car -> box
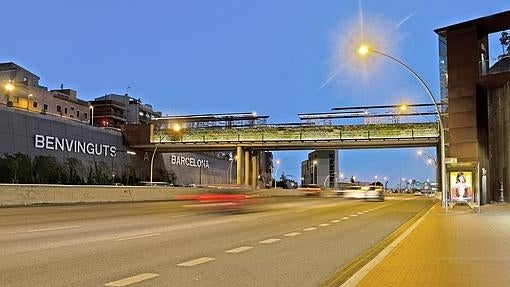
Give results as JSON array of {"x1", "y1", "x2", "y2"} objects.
[
  {"x1": 298, "y1": 184, "x2": 322, "y2": 196},
  {"x1": 364, "y1": 185, "x2": 385, "y2": 201},
  {"x1": 337, "y1": 184, "x2": 384, "y2": 201}
]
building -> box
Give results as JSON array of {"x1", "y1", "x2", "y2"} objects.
[
  {"x1": 301, "y1": 150, "x2": 338, "y2": 188},
  {"x1": 435, "y1": 10, "x2": 510, "y2": 204},
  {"x1": 0, "y1": 62, "x2": 91, "y2": 124},
  {"x1": 89, "y1": 94, "x2": 162, "y2": 128},
  {"x1": 0, "y1": 62, "x2": 234, "y2": 186}
]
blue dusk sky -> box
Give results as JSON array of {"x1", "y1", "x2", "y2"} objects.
[{"x1": 2, "y1": 1, "x2": 509, "y2": 187}]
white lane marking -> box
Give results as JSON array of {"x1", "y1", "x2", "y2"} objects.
[
  {"x1": 226, "y1": 246, "x2": 253, "y2": 253},
  {"x1": 171, "y1": 214, "x2": 189, "y2": 218},
  {"x1": 341, "y1": 217, "x2": 350, "y2": 220},
  {"x1": 27, "y1": 225, "x2": 80, "y2": 233},
  {"x1": 363, "y1": 210, "x2": 370, "y2": 213},
  {"x1": 105, "y1": 273, "x2": 159, "y2": 286},
  {"x1": 295, "y1": 209, "x2": 307, "y2": 213},
  {"x1": 330, "y1": 220, "x2": 341, "y2": 223},
  {"x1": 115, "y1": 233, "x2": 160, "y2": 242},
  {"x1": 318, "y1": 223, "x2": 330, "y2": 227},
  {"x1": 284, "y1": 232, "x2": 301, "y2": 237},
  {"x1": 350, "y1": 214, "x2": 358, "y2": 217},
  {"x1": 303, "y1": 227, "x2": 317, "y2": 231},
  {"x1": 357, "y1": 212, "x2": 365, "y2": 215},
  {"x1": 259, "y1": 238, "x2": 280, "y2": 244},
  {"x1": 177, "y1": 257, "x2": 216, "y2": 267}
]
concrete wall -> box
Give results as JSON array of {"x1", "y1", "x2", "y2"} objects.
[{"x1": 0, "y1": 184, "x2": 301, "y2": 207}]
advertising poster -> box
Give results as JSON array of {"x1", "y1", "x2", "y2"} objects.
[{"x1": 450, "y1": 171, "x2": 473, "y2": 202}]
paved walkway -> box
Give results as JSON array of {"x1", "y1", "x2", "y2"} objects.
[{"x1": 343, "y1": 202, "x2": 510, "y2": 287}]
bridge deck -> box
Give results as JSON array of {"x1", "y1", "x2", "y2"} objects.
[{"x1": 138, "y1": 122, "x2": 439, "y2": 151}]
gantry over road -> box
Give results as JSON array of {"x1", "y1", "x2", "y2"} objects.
[{"x1": 122, "y1": 104, "x2": 442, "y2": 186}]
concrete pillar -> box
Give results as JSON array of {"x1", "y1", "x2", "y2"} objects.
[
  {"x1": 251, "y1": 152, "x2": 258, "y2": 189},
  {"x1": 244, "y1": 150, "x2": 250, "y2": 186},
  {"x1": 236, "y1": 146, "x2": 243, "y2": 185}
]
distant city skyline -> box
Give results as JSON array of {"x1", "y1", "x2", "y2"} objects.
[{"x1": 3, "y1": 1, "x2": 508, "y2": 186}]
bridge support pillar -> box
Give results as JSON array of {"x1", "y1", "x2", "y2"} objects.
[
  {"x1": 251, "y1": 152, "x2": 258, "y2": 189},
  {"x1": 244, "y1": 149, "x2": 250, "y2": 186},
  {"x1": 236, "y1": 146, "x2": 243, "y2": 185}
]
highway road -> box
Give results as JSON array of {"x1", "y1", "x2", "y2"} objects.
[{"x1": 0, "y1": 194, "x2": 435, "y2": 286}]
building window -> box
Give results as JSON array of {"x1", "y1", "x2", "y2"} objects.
[
  {"x1": 70, "y1": 106, "x2": 75, "y2": 111},
  {"x1": 43, "y1": 104, "x2": 48, "y2": 111},
  {"x1": 84, "y1": 112, "x2": 88, "y2": 119},
  {"x1": 77, "y1": 110, "x2": 80, "y2": 118},
  {"x1": 57, "y1": 105, "x2": 62, "y2": 113},
  {"x1": 33, "y1": 101, "x2": 38, "y2": 108},
  {"x1": 70, "y1": 114, "x2": 74, "y2": 118},
  {"x1": 14, "y1": 96, "x2": 19, "y2": 103},
  {"x1": 64, "y1": 107, "x2": 68, "y2": 114}
]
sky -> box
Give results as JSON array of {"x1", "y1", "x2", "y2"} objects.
[{"x1": 2, "y1": 1, "x2": 509, "y2": 188}]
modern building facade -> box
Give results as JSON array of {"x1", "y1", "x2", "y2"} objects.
[
  {"x1": 301, "y1": 150, "x2": 339, "y2": 188},
  {"x1": 435, "y1": 10, "x2": 510, "y2": 204},
  {"x1": 89, "y1": 94, "x2": 162, "y2": 128}
]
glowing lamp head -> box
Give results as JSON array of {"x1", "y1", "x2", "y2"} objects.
[
  {"x1": 172, "y1": 123, "x2": 181, "y2": 132},
  {"x1": 358, "y1": 45, "x2": 369, "y2": 56},
  {"x1": 5, "y1": 82, "x2": 14, "y2": 92}
]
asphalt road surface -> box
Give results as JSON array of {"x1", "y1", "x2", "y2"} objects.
[{"x1": 0, "y1": 194, "x2": 434, "y2": 286}]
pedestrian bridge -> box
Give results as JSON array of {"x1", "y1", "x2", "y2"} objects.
[
  {"x1": 122, "y1": 105, "x2": 442, "y2": 187},
  {"x1": 145, "y1": 122, "x2": 438, "y2": 152}
]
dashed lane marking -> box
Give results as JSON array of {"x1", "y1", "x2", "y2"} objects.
[
  {"x1": 105, "y1": 273, "x2": 159, "y2": 286},
  {"x1": 318, "y1": 223, "x2": 330, "y2": 227},
  {"x1": 115, "y1": 233, "x2": 160, "y2": 242},
  {"x1": 27, "y1": 225, "x2": 80, "y2": 233},
  {"x1": 357, "y1": 212, "x2": 365, "y2": 215},
  {"x1": 177, "y1": 257, "x2": 216, "y2": 267},
  {"x1": 303, "y1": 227, "x2": 317, "y2": 231},
  {"x1": 330, "y1": 220, "x2": 341, "y2": 223},
  {"x1": 341, "y1": 217, "x2": 350, "y2": 220},
  {"x1": 226, "y1": 246, "x2": 253, "y2": 253},
  {"x1": 295, "y1": 209, "x2": 307, "y2": 213},
  {"x1": 284, "y1": 232, "x2": 301, "y2": 237},
  {"x1": 259, "y1": 238, "x2": 280, "y2": 244},
  {"x1": 349, "y1": 214, "x2": 358, "y2": 217}
]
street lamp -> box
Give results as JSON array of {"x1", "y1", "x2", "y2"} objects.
[
  {"x1": 89, "y1": 105, "x2": 94, "y2": 126},
  {"x1": 358, "y1": 44, "x2": 447, "y2": 211},
  {"x1": 417, "y1": 150, "x2": 437, "y2": 167},
  {"x1": 312, "y1": 160, "x2": 317, "y2": 184},
  {"x1": 273, "y1": 159, "x2": 281, "y2": 188},
  {"x1": 150, "y1": 145, "x2": 158, "y2": 185}
]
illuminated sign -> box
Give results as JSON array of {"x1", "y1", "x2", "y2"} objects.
[
  {"x1": 450, "y1": 171, "x2": 473, "y2": 202},
  {"x1": 171, "y1": 154, "x2": 210, "y2": 168},
  {"x1": 34, "y1": 134, "x2": 117, "y2": 157}
]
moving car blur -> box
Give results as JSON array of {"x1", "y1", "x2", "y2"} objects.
[{"x1": 335, "y1": 182, "x2": 384, "y2": 202}]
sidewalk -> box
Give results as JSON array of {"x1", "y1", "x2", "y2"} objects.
[{"x1": 344, "y1": 202, "x2": 510, "y2": 286}]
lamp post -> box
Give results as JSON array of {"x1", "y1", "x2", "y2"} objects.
[
  {"x1": 89, "y1": 105, "x2": 94, "y2": 126},
  {"x1": 323, "y1": 172, "x2": 335, "y2": 188},
  {"x1": 358, "y1": 45, "x2": 447, "y2": 212},
  {"x1": 417, "y1": 150, "x2": 438, "y2": 167},
  {"x1": 273, "y1": 159, "x2": 281, "y2": 188},
  {"x1": 312, "y1": 160, "x2": 318, "y2": 185},
  {"x1": 150, "y1": 145, "x2": 158, "y2": 186},
  {"x1": 227, "y1": 156, "x2": 236, "y2": 184}
]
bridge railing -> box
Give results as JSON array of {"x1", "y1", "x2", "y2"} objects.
[{"x1": 153, "y1": 122, "x2": 438, "y2": 143}]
